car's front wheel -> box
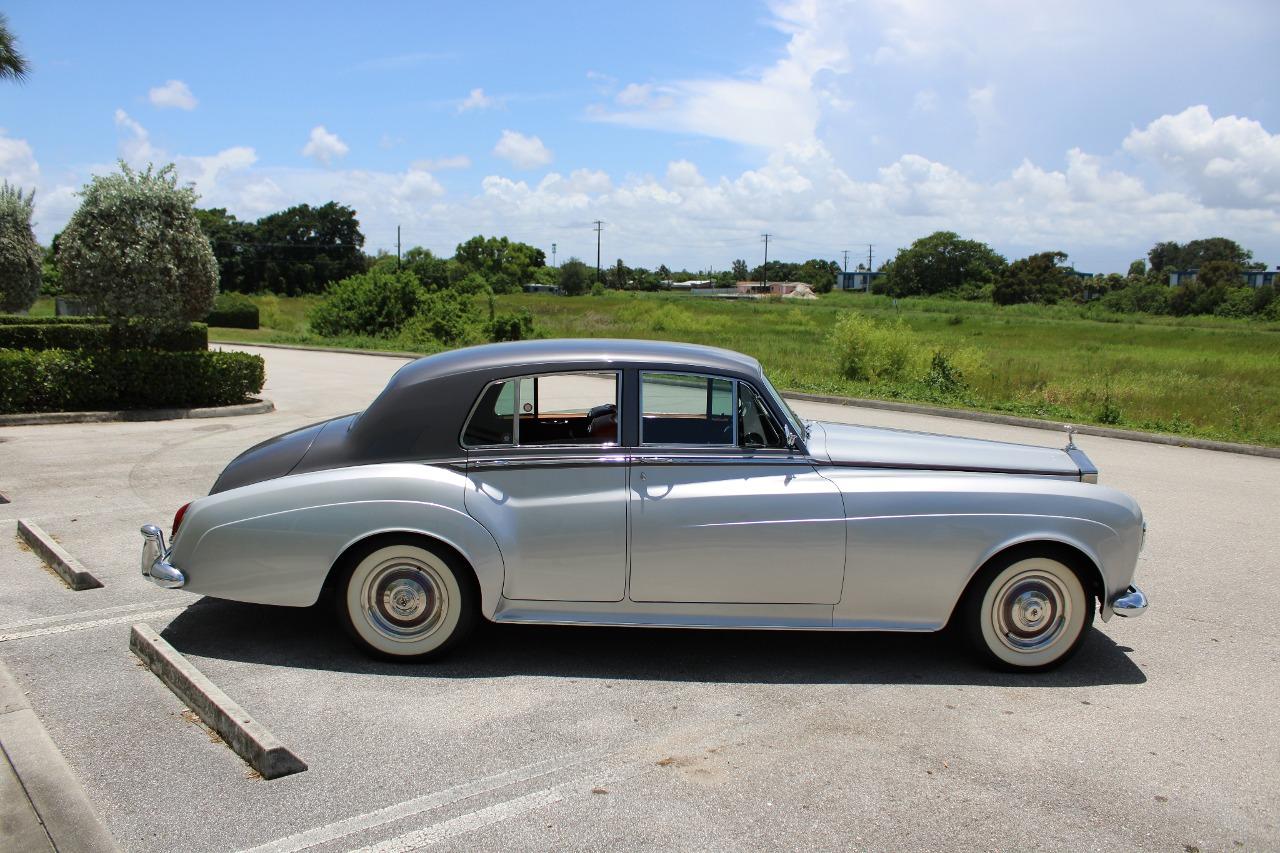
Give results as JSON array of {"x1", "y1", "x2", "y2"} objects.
[
  {"x1": 336, "y1": 537, "x2": 477, "y2": 661},
  {"x1": 962, "y1": 552, "x2": 1094, "y2": 671}
]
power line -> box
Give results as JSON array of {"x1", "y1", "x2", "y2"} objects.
[{"x1": 593, "y1": 220, "x2": 604, "y2": 283}]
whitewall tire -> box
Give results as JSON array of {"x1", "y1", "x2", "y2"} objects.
[
  {"x1": 337, "y1": 538, "x2": 476, "y2": 661},
  {"x1": 963, "y1": 553, "x2": 1094, "y2": 671}
]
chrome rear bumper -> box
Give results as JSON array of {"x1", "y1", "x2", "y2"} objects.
[
  {"x1": 1110, "y1": 584, "x2": 1148, "y2": 618},
  {"x1": 140, "y1": 524, "x2": 186, "y2": 589}
]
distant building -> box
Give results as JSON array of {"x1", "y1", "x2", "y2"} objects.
[
  {"x1": 1167, "y1": 267, "x2": 1279, "y2": 288},
  {"x1": 836, "y1": 271, "x2": 882, "y2": 291},
  {"x1": 522, "y1": 283, "x2": 562, "y2": 294},
  {"x1": 735, "y1": 281, "x2": 802, "y2": 296}
]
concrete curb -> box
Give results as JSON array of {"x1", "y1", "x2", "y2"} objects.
[
  {"x1": 0, "y1": 398, "x2": 274, "y2": 428},
  {"x1": 782, "y1": 391, "x2": 1280, "y2": 460},
  {"x1": 0, "y1": 660, "x2": 120, "y2": 853},
  {"x1": 212, "y1": 339, "x2": 421, "y2": 360},
  {"x1": 16, "y1": 519, "x2": 103, "y2": 591},
  {"x1": 129, "y1": 623, "x2": 307, "y2": 780}
]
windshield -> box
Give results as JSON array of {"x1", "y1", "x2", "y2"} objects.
[{"x1": 757, "y1": 371, "x2": 806, "y2": 436}]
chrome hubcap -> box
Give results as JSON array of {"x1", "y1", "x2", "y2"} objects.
[
  {"x1": 992, "y1": 570, "x2": 1070, "y2": 653},
  {"x1": 361, "y1": 557, "x2": 447, "y2": 643}
]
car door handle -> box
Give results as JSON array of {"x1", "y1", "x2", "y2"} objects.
[{"x1": 643, "y1": 457, "x2": 674, "y2": 465}]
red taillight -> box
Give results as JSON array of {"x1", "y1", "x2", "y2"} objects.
[{"x1": 172, "y1": 502, "x2": 191, "y2": 538}]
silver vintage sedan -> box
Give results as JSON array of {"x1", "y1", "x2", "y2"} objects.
[{"x1": 141, "y1": 339, "x2": 1147, "y2": 671}]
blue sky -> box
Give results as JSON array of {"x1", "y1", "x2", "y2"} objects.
[{"x1": 4, "y1": 0, "x2": 1279, "y2": 272}]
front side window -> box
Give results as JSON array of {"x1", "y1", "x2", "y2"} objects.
[
  {"x1": 738, "y1": 382, "x2": 786, "y2": 448},
  {"x1": 640, "y1": 372, "x2": 735, "y2": 446},
  {"x1": 462, "y1": 371, "x2": 619, "y2": 447}
]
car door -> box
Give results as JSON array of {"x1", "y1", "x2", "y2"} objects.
[
  {"x1": 462, "y1": 370, "x2": 628, "y2": 602},
  {"x1": 627, "y1": 372, "x2": 847, "y2": 605}
]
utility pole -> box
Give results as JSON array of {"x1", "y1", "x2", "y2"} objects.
[
  {"x1": 867, "y1": 244, "x2": 874, "y2": 272},
  {"x1": 396, "y1": 225, "x2": 401, "y2": 271},
  {"x1": 841, "y1": 249, "x2": 849, "y2": 273},
  {"x1": 761, "y1": 233, "x2": 771, "y2": 292},
  {"x1": 551, "y1": 242, "x2": 557, "y2": 268},
  {"x1": 593, "y1": 220, "x2": 604, "y2": 284}
]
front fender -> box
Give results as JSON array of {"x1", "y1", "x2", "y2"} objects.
[{"x1": 170, "y1": 464, "x2": 505, "y2": 614}]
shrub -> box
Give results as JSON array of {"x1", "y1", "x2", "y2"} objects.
[
  {"x1": 205, "y1": 292, "x2": 260, "y2": 328},
  {"x1": 490, "y1": 310, "x2": 534, "y2": 342},
  {"x1": 831, "y1": 313, "x2": 919, "y2": 382},
  {"x1": 309, "y1": 269, "x2": 423, "y2": 337},
  {"x1": 57, "y1": 163, "x2": 219, "y2": 326},
  {"x1": 0, "y1": 314, "x2": 99, "y2": 325},
  {"x1": 0, "y1": 182, "x2": 41, "y2": 313},
  {"x1": 0, "y1": 349, "x2": 263, "y2": 413},
  {"x1": 0, "y1": 320, "x2": 207, "y2": 351},
  {"x1": 395, "y1": 290, "x2": 489, "y2": 350}
]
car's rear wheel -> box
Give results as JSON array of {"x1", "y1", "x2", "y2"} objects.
[
  {"x1": 336, "y1": 538, "x2": 476, "y2": 661},
  {"x1": 962, "y1": 552, "x2": 1094, "y2": 671}
]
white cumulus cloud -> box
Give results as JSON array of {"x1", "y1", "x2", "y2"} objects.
[
  {"x1": 492, "y1": 130, "x2": 552, "y2": 169},
  {"x1": 1123, "y1": 105, "x2": 1280, "y2": 209},
  {"x1": 148, "y1": 79, "x2": 198, "y2": 110},
  {"x1": 302, "y1": 125, "x2": 349, "y2": 165},
  {"x1": 458, "y1": 88, "x2": 497, "y2": 113}
]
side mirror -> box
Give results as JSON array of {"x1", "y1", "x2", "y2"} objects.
[{"x1": 784, "y1": 424, "x2": 800, "y2": 451}]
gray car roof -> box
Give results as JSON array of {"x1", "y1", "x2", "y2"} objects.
[{"x1": 386, "y1": 338, "x2": 763, "y2": 387}]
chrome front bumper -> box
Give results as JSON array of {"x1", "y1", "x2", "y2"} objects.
[
  {"x1": 1110, "y1": 584, "x2": 1148, "y2": 618},
  {"x1": 140, "y1": 525, "x2": 187, "y2": 589}
]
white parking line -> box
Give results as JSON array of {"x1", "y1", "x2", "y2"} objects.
[
  {"x1": 0, "y1": 607, "x2": 187, "y2": 643},
  {"x1": 352, "y1": 753, "x2": 658, "y2": 853},
  {"x1": 0, "y1": 599, "x2": 177, "y2": 633},
  {"x1": 239, "y1": 752, "x2": 596, "y2": 853}
]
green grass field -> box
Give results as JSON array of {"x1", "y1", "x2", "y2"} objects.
[{"x1": 32, "y1": 291, "x2": 1280, "y2": 445}]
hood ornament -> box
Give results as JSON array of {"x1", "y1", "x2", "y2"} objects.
[{"x1": 1063, "y1": 424, "x2": 1078, "y2": 451}]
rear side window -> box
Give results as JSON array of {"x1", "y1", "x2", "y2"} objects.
[
  {"x1": 462, "y1": 372, "x2": 619, "y2": 447},
  {"x1": 640, "y1": 372, "x2": 735, "y2": 446}
]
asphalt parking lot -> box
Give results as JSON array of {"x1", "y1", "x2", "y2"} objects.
[{"x1": 1, "y1": 343, "x2": 1277, "y2": 851}]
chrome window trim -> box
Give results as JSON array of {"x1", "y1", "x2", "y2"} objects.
[
  {"x1": 639, "y1": 370, "x2": 739, "y2": 448},
  {"x1": 459, "y1": 369, "x2": 622, "y2": 450}
]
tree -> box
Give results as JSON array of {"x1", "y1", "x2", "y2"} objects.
[
  {"x1": 57, "y1": 163, "x2": 218, "y2": 326},
  {"x1": 1127, "y1": 259, "x2": 1146, "y2": 278},
  {"x1": 196, "y1": 207, "x2": 256, "y2": 293},
  {"x1": 0, "y1": 14, "x2": 29, "y2": 82},
  {"x1": 1195, "y1": 259, "x2": 1244, "y2": 290},
  {"x1": 795, "y1": 258, "x2": 841, "y2": 293},
  {"x1": 879, "y1": 231, "x2": 1006, "y2": 297},
  {"x1": 401, "y1": 246, "x2": 450, "y2": 290},
  {"x1": 454, "y1": 235, "x2": 545, "y2": 293},
  {"x1": 1148, "y1": 238, "x2": 1257, "y2": 272},
  {"x1": 252, "y1": 202, "x2": 366, "y2": 295},
  {"x1": 604, "y1": 258, "x2": 630, "y2": 289},
  {"x1": 0, "y1": 182, "x2": 41, "y2": 312},
  {"x1": 557, "y1": 257, "x2": 591, "y2": 296},
  {"x1": 731, "y1": 259, "x2": 749, "y2": 280},
  {"x1": 993, "y1": 251, "x2": 1073, "y2": 305}
]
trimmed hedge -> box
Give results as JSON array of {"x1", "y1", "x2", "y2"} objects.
[
  {"x1": 0, "y1": 321, "x2": 208, "y2": 352},
  {"x1": 0, "y1": 349, "x2": 265, "y2": 413},
  {"x1": 205, "y1": 292, "x2": 260, "y2": 329},
  {"x1": 0, "y1": 315, "x2": 100, "y2": 325}
]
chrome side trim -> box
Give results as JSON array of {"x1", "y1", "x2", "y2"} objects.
[
  {"x1": 1066, "y1": 447, "x2": 1099, "y2": 483},
  {"x1": 492, "y1": 597, "x2": 836, "y2": 629},
  {"x1": 824, "y1": 459, "x2": 1076, "y2": 477},
  {"x1": 140, "y1": 524, "x2": 187, "y2": 589},
  {"x1": 630, "y1": 452, "x2": 809, "y2": 466},
  {"x1": 468, "y1": 454, "x2": 629, "y2": 470},
  {"x1": 1110, "y1": 584, "x2": 1148, "y2": 618}
]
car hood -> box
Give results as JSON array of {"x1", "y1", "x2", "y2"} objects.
[{"x1": 806, "y1": 420, "x2": 1082, "y2": 477}]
